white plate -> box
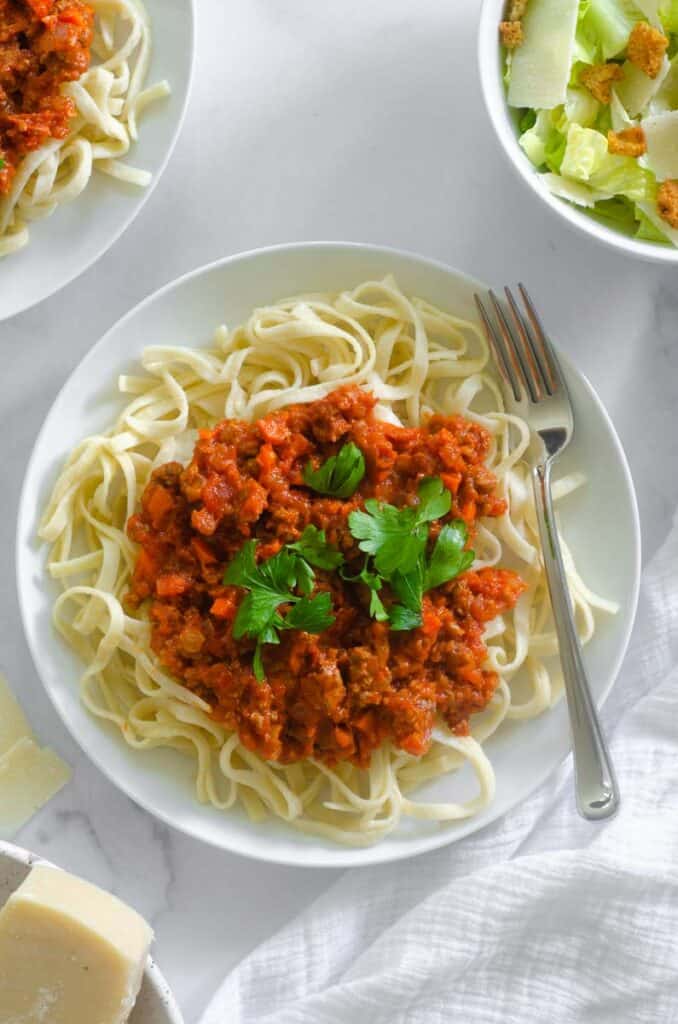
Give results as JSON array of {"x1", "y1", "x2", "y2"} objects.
[
  {"x1": 16, "y1": 242, "x2": 641, "y2": 869},
  {"x1": 0, "y1": 0, "x2": 195, "y2": 322},
  {"x1": 0, "y1": 840, "x2": 184, "y2": 1024}
]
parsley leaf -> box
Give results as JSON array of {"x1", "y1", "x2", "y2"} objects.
[
  {"x1": 288, "y1": 525, "x2": 344, "y2": 570},
  {"x1": 283, "y1": 592, "x2": 335, "y2": 633},
  {"x1": 348, "y1": 478, "x2": 475, "y2": 633},
  {"x1": 348, "y1": 477, "x2": 451, "y2": 577},
  {"x1": 0, "y1": 158, "x2": 4, "y2": 171},
  {"x1": 303, "y1": 442, "x2": 366, "y2": 499},
  {"x1": 340, "y1": 559, "x2": 389, "y2": 622},
  {"x1": 424, "y1": 522, "x2": 474, "y2": 592},
  {"x1": 390, "y1": 560, "x2": 425, "y2": 613},
  {"x1": 415, "y1": 477, "x2": 452, "y2": 523},
  {"x1": 224, "y1": 541, "x2": 335, "y2": 681},
  {"x1": 388, "y1": 605, "x2": 423, "y2": 631}
]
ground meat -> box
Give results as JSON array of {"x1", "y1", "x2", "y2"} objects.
[{"x1": 126, "y1": 386, "x2": 525, "y2": 768}]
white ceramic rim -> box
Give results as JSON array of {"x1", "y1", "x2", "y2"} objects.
[
  {"x1": 477, "y1": 0, "x2": 678, "y2": 264},
  {"x1": 15, "y1": 241, "x2": 642, "y2": 868},
  {"x1": 0, "y1": 0, "x2": 196, "y2": 321},
  {"x1": 0, "y1": 839, "x2": 184, "y2": 1023}
]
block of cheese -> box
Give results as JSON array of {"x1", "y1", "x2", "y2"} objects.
[
  {"x1": 0, "y1": 671, "x2": 32, "y2": 755},
  {"x1": 0, "y1": 736, "x2": 72, "y2": 839},
  {"x1": 0, "y1": 864, "x2": 153, "y2": 1024}
]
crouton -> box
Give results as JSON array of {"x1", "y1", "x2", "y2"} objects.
[
  {"x1": 607, "y1": 126, "x2": 647, "y2": 157},
  {"x1": 508, "y1": 0, "x2": 529, "y2": 19},
  {"x1": 580, "y1": 63, "x2": 625, "y2": 104},
  {"x1": 627, "y1": 21, "x2": 668, "y2": 80},
  {"x1": 500, "y1": 20, "x2": 523, "y2": 48},
  {"x1": 657, "y1": 180, "x2": 678, "y2": 229}
]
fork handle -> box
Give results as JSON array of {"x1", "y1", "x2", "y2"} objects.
[{"x1": 532, "y1": 462, "x2": 620, "y2": 821}]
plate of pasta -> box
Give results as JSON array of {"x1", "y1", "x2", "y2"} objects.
[
  {"x1": 16, "y1": 242, "x2": 640, "y2": 867},
  {"x1": 0, "y1": 0, "x2": 194, "y2": 321}
]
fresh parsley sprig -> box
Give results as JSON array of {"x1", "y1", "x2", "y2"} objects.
[
  {"x1": 348, "y1": 477, "x2": 452, "y2": 576},
  {"x1": 287, "y1": 524, "x2": 344, "y2": 569},
  {"x1": 224, "y1": 531, "x2": 340, "y2": 681},
  {"x1": 303, "y1": 442, "x2": 365, "y2": 499},
  {"x1": 347, "y1": 478, "x2": 474, "y2": 630}
]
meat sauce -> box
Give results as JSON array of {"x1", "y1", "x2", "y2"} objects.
[
  {"x1": 126, "y1": 386, "x2": 526, "y2": 768},
  {"x1": 0, "y1": 0, "x2": 94, "y2": 195}
]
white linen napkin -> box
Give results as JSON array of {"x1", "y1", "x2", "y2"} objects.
[{"x1": 202, "y1": 516, "x2": 678, "y2": 1024}]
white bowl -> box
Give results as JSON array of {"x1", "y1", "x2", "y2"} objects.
[
  {"x1": 0, "y1": 840, "x2": 184, "y2": 1024},
  {"x1": 477, "y1": 0, "x2": 678, "y2": 264},
  {"x1": 0, "y1": 0, "x2": 195, "y2": 321},
  {"x1": 16, "y1": 242, "x2": 641, "y2": 869}
]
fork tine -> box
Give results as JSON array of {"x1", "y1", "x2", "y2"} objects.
[
  {"x1": 518, "y1": 283, "x2": 561, "y2": 395},
  {"x1": 488, "y1": 290, "x2": 531, "y2": 402},
  {"x1": 474, "y1": 294, "x2": 520, "y2": 402},
  {"x1": 504, "y1": 287, "x2": 544, "y2": 401}
]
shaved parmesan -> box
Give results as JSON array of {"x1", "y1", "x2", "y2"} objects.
[
  {"x1": 616, "y1": 58, "x2": 671, "y2": 116},
  {"x1": 642, "y1": 109, "x2": 678, "y2": 178},
  {"x1": 637, "y1": 200, "x2": 678, "y2": 244},
  {"x1": 650, "y1": 57, "x2": 678, "y2": 114},
  {"x1": 0, "y1": 672, "x2": 32, "y2": 756},
  {"x1": 508, "y1": 0, "x2": 580, "y2": 110},
  {"x1": 540, "y1": 172, "x2": 609, "y2": 206},
  {"x1": 634, "y1": 0, "x2": 663, "y2": 24},
  {"x1": 0, "y1": 737, "x2": 71, "y2": 839}
]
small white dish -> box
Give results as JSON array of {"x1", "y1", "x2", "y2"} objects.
[
  {"x1": 478, "y1": 0, "x2": 678, "y2": 264},
  {"x1": 0, "y1": 0, "x2": 195, "y2": 322},
  {"x1": 16, "y1": 242, "x2": 641, "y2": 869},
  {"x1": 0, "y1": 840, "x2": 183, "y2": 1024}
]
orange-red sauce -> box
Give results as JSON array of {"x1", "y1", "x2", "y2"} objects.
[
  {"x1": 0, "y1": 0, "x2": 94, "y2": 195},
  {"x1": 126, "y1": 386, "x2": 526, "y2": 768}
]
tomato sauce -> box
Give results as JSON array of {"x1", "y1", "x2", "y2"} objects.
[
  {"x1": 0, "y1": 0, "x2": 94, "y2": 194},
  {"x1": 126, "y1": 386, "x2": 526, "y2": 768}
]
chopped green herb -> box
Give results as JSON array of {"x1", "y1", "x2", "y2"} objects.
[
  {"x1": 388, "y1": 605, "x2": 423, "y2": 632},
  {"x1": 347, "y1": 478, "x2": 474, "y2": 632},
  {"x1": 224, "y1": 541, "x2": 335, "y2": 681},
  {"x1": 341, "y1": 559, "x2": 389, "y2": 622},
  {"x1": 303, "y1": 442, "x2": 365, "y2": 499},
  {"x1": 288, "y1": 525, "x2": 344, "y2": 570},
  {"x1": 348, "y1": 476, "x2": 452, "y2": 577},
  {"x1": 424, "y1": 522, "x2": 474, "y2": 592}
]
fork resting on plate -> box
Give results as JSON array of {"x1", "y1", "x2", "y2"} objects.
[{"x1": 475, "y1": 285, "x2": 620, "y2": 822}]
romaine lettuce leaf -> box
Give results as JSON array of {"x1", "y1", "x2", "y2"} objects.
[
  {"x1": 659, "y1": 0, "x2": 678, "y2": 30},
  {"x1": 519, "y1": 110, "x2": 568, "y2": 171},
  {"x1": 560, "y1": 123, "x2": 655, "y2": 199},
  {"x1": 585, "y1": 0, "x2": 647, "y2": 59}
]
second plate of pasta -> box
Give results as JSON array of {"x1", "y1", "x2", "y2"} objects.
[
  {"x1": 0, "y1": 0, "x2": 194, "y2": 320},
  {"x1": 16, "y1": 242, "x2": 640, "y2": 867}
]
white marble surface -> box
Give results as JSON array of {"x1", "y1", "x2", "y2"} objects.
[{"x1": 1, "y1": 1, "x2": 677, "y2": 1020}]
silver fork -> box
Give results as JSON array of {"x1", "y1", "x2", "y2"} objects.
[{"x1": 475, "y1": 285, "x2": 619, "y2": 821}]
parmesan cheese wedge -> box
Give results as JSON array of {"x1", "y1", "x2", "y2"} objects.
[
  {"x1": 0, "y1": 737, "x2": 71, "y2": 839},
  {"x1": 0, "y1": 671, "x2": 32, "y2": 755},
  {"x1": 642, "y1": 109, "x2": 678, "y2": 180},
  {"x1": 0, "y1": 864, "x2": 153, "y2": 1024},
  {"x1": 508, "y1": 0, "x2": 580, "y2": 110}
]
